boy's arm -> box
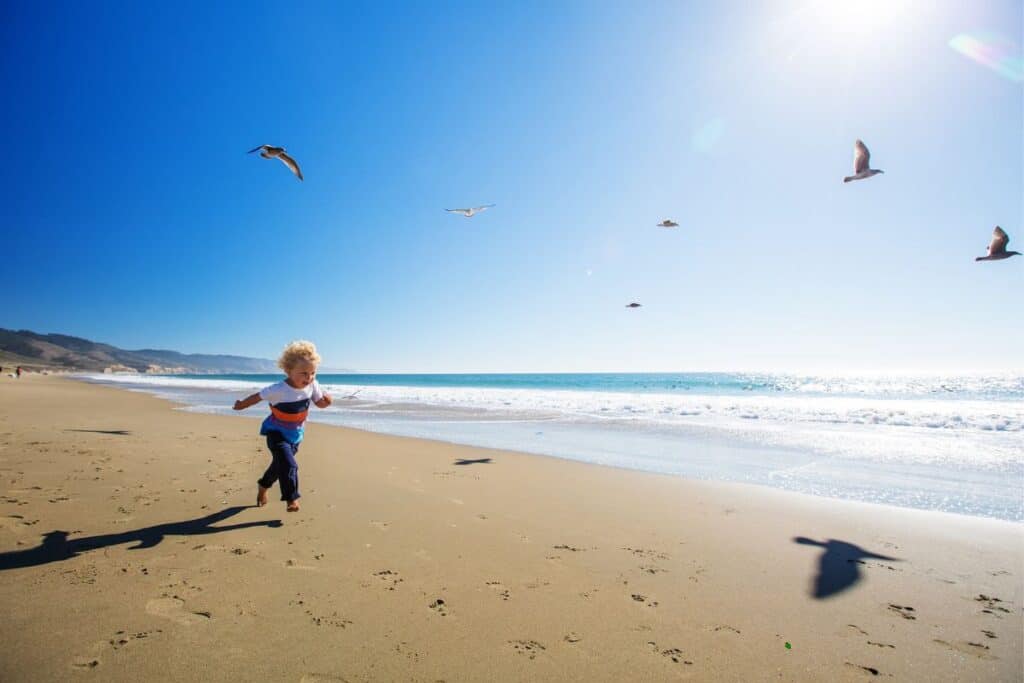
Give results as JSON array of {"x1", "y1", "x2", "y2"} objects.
[
  {"x1": 233, "y1": 393, "x2": 262, "y2": 411},
  {"x1": 314, "y1": 393, "x2": 332, "y2": 409}
]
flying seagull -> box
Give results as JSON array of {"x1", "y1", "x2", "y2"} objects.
[
  {"x1": 976, "y1": 226, "x2": 1021, "y2": 261},
  {"x1": 625, "y1": 302, "x2": 642, "y2": 308},
  {"x1": 342, "y1": 389, "x2": 363, "y2": 400},
  {"x1": 843, "y1": 140, "x2": 883, "y2": 183},
  {"x1": 657, "y1": 219, "x2": 679, "y2": 228},
  {"x1": 446, "y1": 205, "x2": 494, "y2": 218},
  {"x1": 248, "y1": 145, "x2": 303, "y2": 181}
]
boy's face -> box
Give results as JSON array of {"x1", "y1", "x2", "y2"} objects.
[{"x1": 286, "y1": 360, "x2": 317, "y2": 389}]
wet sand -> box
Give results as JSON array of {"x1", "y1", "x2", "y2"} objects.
[{"x1": 0, "y1": 375, "x2": 1020, "y2": 681}]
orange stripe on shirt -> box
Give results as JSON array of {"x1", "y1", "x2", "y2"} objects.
[{"x1": 271, "y1": 407, "x2": 308, "y2": 423}]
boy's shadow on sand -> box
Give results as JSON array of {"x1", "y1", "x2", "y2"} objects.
[
  {"x1": 0, "y1": 506, "x2": 281, "y2": 571},
  {"x1": 794, "y1": 537, "x2": 900, "y2": 599}
]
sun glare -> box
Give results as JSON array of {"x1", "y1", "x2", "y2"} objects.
[
  {"x1": 810, "y1": 0, "x2": 911, "y2": 37},
  {"x1": 766, "y1": 0, "x2": 923, "y2": 73}
]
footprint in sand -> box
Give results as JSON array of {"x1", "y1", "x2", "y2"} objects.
[
  {"x1": 887, "y1": 604, "x2": 916, "y2": 620},
  {"x1": 622, "y1": 547, "x2": 670, "y2": 561},
  {"x1": 646, "y1": 641, "x2": 692, "y2": 665},
  {"x1": 70, "y1": 629, "x2": 163, "y2": 670},
  {"x1": 285, "y1": 559, "x2": 319, "y2": 571},
  {"x1": 932, "y1": 639, "x2": 997, "y2": 660},
  {"x1": 631, "y1": 593, "x2": 658, "y2": 608},
  {"x1": 71, "y1": 658, "x2": 101, "y2": 670},
  {"x1": 64, "y1": 564, "x2": 99, "y2": 585},
  {"x1": 509, "y1": 640, "x2": 545, "y2": 659},
  {"x1": 308, "y1": 611, "x2": 353, "y2": 628},
  {"x1": 373, "y1": 569, "x2": 403, "y2": 590},
  {"x1": 394, "y1": 641, "x2": 422, "y2": 662},
  {"x1": 975, "y1": 594, "x2": 1013, "y2": 615},
  {"x1": 0, "y1": 514, "x2": 39, "y2": 532},
  {"x1": 108, "y1": 629, "x2": 162, "y2": 650},
  {"x1": 486, "y1": 581, "x2": 511, "y2": 601},
  {"x1": 145, "y1": 597, "x2": 212, "y2": 625},
  {"x1": 844, "y1": 662, "x2": 882, "y2": 676},
  {"x1": 369, "y1": 520, "x2": 390, "y2": 531},
  {"x1": 429, "y1": 598, "x2": 449, "y2": 616}
]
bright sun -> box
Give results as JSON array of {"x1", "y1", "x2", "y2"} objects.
[
  {"x1": 767, "y1": 0, "x2": 921, "y2": 69},
  {"x1": 803, "y1": 0, "x2": 912, "y2": 37}
]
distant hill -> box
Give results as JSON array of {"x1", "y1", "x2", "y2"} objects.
[{"x1": 0, "y1": 328, "x2": 352, "y2": 374}]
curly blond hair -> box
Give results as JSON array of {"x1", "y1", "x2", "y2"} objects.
[{"x1": 278, "y1": 340, "x2": 321, "y2": 371}]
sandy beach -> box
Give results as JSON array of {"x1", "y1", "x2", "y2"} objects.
[{"x1": 0, "y1": 375, "x2": 1020, "y2": 681}]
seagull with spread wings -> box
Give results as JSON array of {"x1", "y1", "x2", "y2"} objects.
[
  {"x1": 248, "y1": 145, "x2": 303, "y2": 181},
  {"x1": 625, "y1": 302, "x2": 642, "y2": 308},
  {"x1": 976, "y1": 226, "x2": 1021, "y2": 262},
  {"x1": 657, "y1": 219, "x2": 679, "y2": 228},
  {"x1": 446, "y1": 204, "x2": 495, "y2": 218},
  {"x1": 843, "y1": 140, "x2": 883, "y2": 183}
]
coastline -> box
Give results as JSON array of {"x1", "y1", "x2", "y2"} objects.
[
  {"x1": 1, "y1": 376, "x2": 1020, "y2": 681},
  {"x1": 81, "y1": 372, "x2": 1024, "y2": 522}
]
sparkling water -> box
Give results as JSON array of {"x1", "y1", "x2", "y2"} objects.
[{"x1": 81, "y1": 372, "x2": 1024, "y2": 521}]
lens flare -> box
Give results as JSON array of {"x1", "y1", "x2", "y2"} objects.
[{"x1": 949, "y1": 33, "x2": 1024, "y2": 83}]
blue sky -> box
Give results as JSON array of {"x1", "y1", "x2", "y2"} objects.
[{"x1": 2, "y1": 1, "x2": 1021, "y2": 373}]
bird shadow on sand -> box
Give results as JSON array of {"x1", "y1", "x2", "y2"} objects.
[
  {"x1": 0, "y1": 506, "x2": 281, "y2": 571},
  {"x1": 794, "y1": 537, "x2": 900, "y2": 599},
  {"x1": 65, "y1": 428, "x2": 132, "y2": 435},
  {"x1": 454, "y1": 458, "x2": 493, "y2": 466}
]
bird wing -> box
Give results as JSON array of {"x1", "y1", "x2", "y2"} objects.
[
  {"x1": 446, "y1": 208, "x2": 470, "y2": 215},
  {"x1": 247, "y1": 145, "x2": 267, "y2": 154},
  {"x1": 853, "y1": 140, "x2": 870, "y2": 174},
  {"x1": 277, "y1": 152, "x2": 303, "y2": 180},
  {"x1": 989, "y1": 226, "x2": 1009, "y2": 255},
  {"x1": 472, "y1": 204, "x2": 495, "y2": 212}
]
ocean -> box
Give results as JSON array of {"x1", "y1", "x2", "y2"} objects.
[{"x1": 80, "y1": 372, "x2": 1024, "y2": 522}]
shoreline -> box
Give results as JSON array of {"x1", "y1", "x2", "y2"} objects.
[
  {"x1": 1, "y1": 375, "x2": 1020, "y2": 681},
  {"x1": 79, "y1": 372, "x2": 1024, "y2": 523}
]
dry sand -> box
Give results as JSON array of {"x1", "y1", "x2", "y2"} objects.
[{"x1": 0, "y1": 375, "x2": 1020, "y2": 681}]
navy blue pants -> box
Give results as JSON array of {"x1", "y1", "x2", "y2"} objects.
[{"x1": 258, "y1": 432, "x2": 301, "y2": 502}]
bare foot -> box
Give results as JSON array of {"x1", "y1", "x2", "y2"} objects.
[
  {"x1": 257, "y1": 486, "x2": 269, "y2": 507},
  {"x1": 287, "y1": 500, "x2": 300, "y2": 512}
]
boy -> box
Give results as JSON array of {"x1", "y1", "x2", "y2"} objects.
[{"x1": 233, "y1": 340, "x2": 332, "y2": 511}]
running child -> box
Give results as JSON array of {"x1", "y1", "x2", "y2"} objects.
[{"x1": 233, "y1": 340, "x2": 332, "y2": 511}]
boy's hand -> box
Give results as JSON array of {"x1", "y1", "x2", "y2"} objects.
[
  {"x1": 233, "y1": 400, "x2": 246, "y2": 411},
  {"x1": 316, "y1": 394, "x2": 332, "y2": 408}
]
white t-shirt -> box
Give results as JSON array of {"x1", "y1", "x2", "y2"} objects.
[
  {"x1": 258, "y1": 380, "x2": 325, "y2": 443},
  {"x1": 259, "y1": 380, "x2": 324, "y2": 405}
]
